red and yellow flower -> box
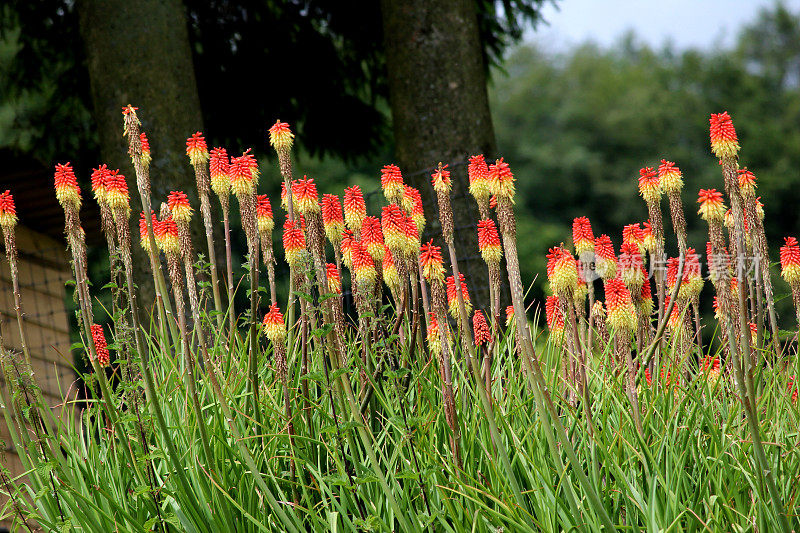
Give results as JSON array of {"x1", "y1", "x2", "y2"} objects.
[
  {"x1": 321, "y1": 194, "x2": 344, "y2": 245},
  {"x1": 488, "y1": 158, "x2": 515, "y2": 200},
  {"x1": 361, "y1": 216, "x2": 385, "y2": 261},
  {"x1": 0, "y1": 190, "x2": 17, "y2": 229},
  {"x1": 91, "y1": 165, "x2": 110, "y2": 204},
  {"x1": 420, "y1": 240, "x2": 445, "y2": 283},
  {"x1": 697, "y1": 189, "x2": 726, "y2": 222},
  {"x1": 54, "y1": 163, "x2": 81, "y2": 210},
  {"x1": 154, "y1": 215, "x2": 179, "y2": 255},
  {"x1": 572, "y1": 216, "x2": 594, "y2": 256},
  {"x1": 546, "y1": 246, "x2": 578, "y2": 297},
  {"x1": 657, "y1": 159, "x2": 683, "y2": 194},
  {"x1": 431, "y1": 163, "x2": 451, "y2": 194},
  {"x1": 468, "y1": 154, "x2": 491, "y2": 205},
  {"x1": 292, "y1": 176, "x2": 320, "y2": 215},
  {"x1": 341, "y1": 229, "x2": 355, "y2": 269},
  {"x1": 642, "y1": 220, "x2": 656, "y2": 254},
  {"x1": 283, "y1": 219, "x2": 306, "y2": 268},
  {"x1": 105, "y1": 170, "x2": 130, "y2": 213},
  {"x1": 326, "y1": 263, "x2": 342, "y2": 294},
  {"x1": 619, "y1": 242, "x2": 645, "y2": 293},
  {"x1": 701, "y1": 355, "x2": 720, "y2": 384},
  {"x1": 230, "y1": 149, "x2": 259, "y2": 197},
  {"x1": 404, "y1": 185, "x2": 425, "y2": 233},
  {"x1": 622, "y1": 223, "x2": 645, "y2": 255},
  {"x1": 256, "y1": 195, "x2": 274, "y2": 234},
  {"x1": 604, "y1": 278, "x2": 637, "y2": 334},
  {"x1": 709, "y1": 112, "x2": 740, "y2": 159},
  {"x1": 638, "y1": 166, "x2": 661, "y2": 203},
  {"x1": 594, "y1": 234, "x2": 617, "y2": 280},
  {"x1": 262, "y1": 303, "x2": 286, "y2": 343},
  {"x1": 381, "y1": 164, "x2": 404, "y2": 202},
  {"x1": 382, "y1": 246, "x2": 400, "y2": 290},
  {"x1": 268, "y1": 120, "x2": 294, "y2": 152},
  {"x1": 343, "y1": 185, "x2": 366, "y2": 232},
  {"x1": 780, "y1": 236, "x2": 800, "y2": 286},
  {"x1": 209, "y1": 147, "x2": 231, "y2": 197},
  {"x1": 140, "y1": 133, "x2": 151, "y2": 167},
  {"x1": 446, "y1": 273, "x2": 472, "y2": 318},
  {"x1": 167, "y1": 191, "x2": 192, "y2": 225},
  {"x1": 186, "y1": 132, "x2": 209, "y2": 166},
  {"x1": 545, "y1": 295, "x2": 565, "y2": 342},
  {"x1": 381, "y1": 204, "x2": 405, "y2": 253},
  {"x1": 737, "y1": 167, "x2": 757, "y2": 197},
  {"x1": 139, "y1": 212, "x2": 157, "y2": 252},
  {"x1": 477, "y1": 219, "x2": 502, "y2": 264},
  {"x1": 352, "y1": 240, "x2": 377, "y2": 288}
]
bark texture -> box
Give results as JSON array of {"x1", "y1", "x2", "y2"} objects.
[
  {"x1": 78, "y1": 0, "x2": 204, "y2": 307},
  {"x1": 381, "y1": 0, "x2": 497, "y2": 307}
]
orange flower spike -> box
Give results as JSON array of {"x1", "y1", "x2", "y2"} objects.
[
  {"x1": 139, "y1": 133, "x2": 151, "y2": 167},
  {"x1": 167, "y1": 191, "x2": 192, "y2": 225},
  {"x1": 230, "y1": 149, "x2": 259, "y2": 196},
  {"x1": 431, "y1": 163, "x2": 451, "y2": 194},
  {"x1": 657, "y1": 159, "x2": 684, "y2": 194},
  {"x1": 639, "y1": 279, "x2": 654, "y2": 317},
  {"x1": 546, "y1": 246, "x2": 578, "y2": 298},
  {"x1": 420, "y1": 240, "x2": 445, "y2": 283},
  {"x1": 468, "y1": 154, "x2": 492, "y2": 205},
  {"x1": 473, "y1": 310, "x2": 491, "y2": 347},
  {"x1": 489, "y1": 158, "x2": 516, "y2": 201},
  {"x1": 282, "y1": 219, "x2": 306, "y2": 268},
  {"x1": 427, "y1": 312, "x2": 445, "y2": 355},
  {"x1": 262, "y1": 303, "x2": 286, "y2": 343},
  {"x1": 505, "y1": 305, "x2": 515, "y2": 326},
  {"x1": 619, "y1": 242, "x2": 645, "y2": 292},
  {"x1": 737, "y1": 167, "x2": 757, "y2": 197},
  {"x1": 709, "y1": 112, "x2": 740, "y2": 159},
  {"x1": 594, "y1": 234, "x2": 617, "y2": 280},
  {"x1": 446, "y1": 273, "x2": 471, "y2": 318},
  {"x1": 321, "y1": 194, "x2": 344, "y2": 245},
  {"x1": 382, "y1": 246, "x2": 401, "y2": 290},
  {"x1": 572, "y1": 216, "x2": 594, "y2": 256},
  {"x1": 697, "y1": 189, "x2": 727, "y2": 222},
  {"x1": 401, "y1": 213, "x2": 420, "y2": 257},
  {"x1": 638, "y1": 166, "x2": 661, "y2": 203},
  {"x1": 91, "y1": 165, "x2": 111, "y2": 204},
  {"x1": 256, "y1": 195, "x2": 274, "y2": 234},
  {"x1": 404, "y1": 186, "x2": 426, "y2": 233},
  {"x1": 604, "y1": 278, "x2": 637, "y2": 333},
  {"x1": 326, "y1": 263, "x2": 342, "y2": 294},
  {"x1": 622, "y1": 223, "x2": 645, "y2": 255},
  {"x1": 209, "y1": 147, "x2": 231, "y2": 198},
  {"x1": 788, "y1": 376, "x2": 798, "y2": 404},
  {"x1": 545, "y1": 295, "x2": 565, "y2": 341},
  {"x1": 361, "y1": 216, "x2": 385, "y2": 261},
  {"x1": 381, "y1": 164, "x2": 405, "y2": 203},
  {"x1": 340, "y1": 230, "x2": 355, "y2": 269},
  {"x1": 90, "y1": 324, "x2": 110, "y2": 367},
  {"x1": 780, "y1": 236, "x2": 800, "y2": 286},
  {"x1": 139, "y1": 212, "x2": 156, "y2": 252},
  {"x1": 343, "y1": 185, "x2": 366, "y2": 233},
  {"x1": 681, "y1": 248, "x2": 704, "y2": 299},
  {"x1": 352, "y1": 241, "x2": 378, "y2": 288},
  {"x1": 268, "y1": 120, "x2": 294, "y2": 152},
  {"x1": 155, "y1": 215, "x2": 180, "y2": 256},
  {"x1": 105, "y1": 170, "x2": 130, "y2": 213},
  {"x1": 54, "y1": 163, "x2": 82, "y2": 210},
  {"x1": 642, "y1": 220, "x2": 656, "y2": 254},
  {"x1": 292, "y1": 176, "x2": 320, "y2": 215},
  {"x1": 0, "y1": 191, "x2": 18, "y2": 229},
  {"x1": 381, "y1": 204, "x2": 405, "y2": 252},
  {"x1": 477, "y1": 219, "x2": 502, "y2": 264},
  {"x1": 186, "y1": 132, "x2": 209, "y2": 166}
]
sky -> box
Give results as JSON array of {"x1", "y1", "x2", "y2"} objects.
[{"x1": 532, "y1": 0, "x2": 800, "y2": 51}]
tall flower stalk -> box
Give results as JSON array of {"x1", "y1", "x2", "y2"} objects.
[
  {"x1": 0, "y1": 191, "x2": 31, "y2": 365},
  {"x1": 210, "y1": 147, "x2": 236, "y2": 333}
]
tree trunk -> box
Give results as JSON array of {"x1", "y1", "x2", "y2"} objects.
[
  {"x1": 381, "y1": 0, "x2": 497, "y2": 308},
  {"x1": 77, "y1": 0, "x2": 204, "y2": 308}
]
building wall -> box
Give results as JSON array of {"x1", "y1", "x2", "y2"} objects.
[{"x1": 0, "y1": 225, "x2": 75, "y2": 530}]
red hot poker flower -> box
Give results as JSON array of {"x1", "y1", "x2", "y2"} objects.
[
  {"x1": 292, "y1": 176, "x2": 320, "y2": 215},
  {"x1": 262, "y1": 303, "x2": 286, "y2": 343},
  {"x1": 381, "y1": 164, "x2": 404, "y2": 201},
  {"x1": 54, "y1": 163, "x2": 81, "y2": 209},
  {"x1": 139, "y1": 133, "x2": 151, "y2": 167},
  {"x1": 473, "y1": 310, "x2": 491, "y2": 347},
  {"x1": 352, "y1": 240, "x2": 377, "y2": 287},
  {"x1": 737, "y1": 167, "x2": 757, "y2": 197},
  {"x1": 382, "y1": 246, "x2": 400, "y2": 290},
  {"x1": 594, "y1": 234, "x2": 617, "y2": 280},
  {"x1": 256, "y1": 195, "x2": 274, "y2": 234},
  {"x1": 488, "y1": 158, "x2": 515, "y2": 200},
  {"x1": 90, "y1": 324, "x2": 110, "y2": 367},
  {"x1": 0, "y1": 190, "x2": 18, "y2": 228},
  {"x1": 186, "y1": 132, "x2": 209, "y2": 165},
  {"x1": 283, "y1": 219, "x2": 306, "y2": 268},
  {"x1": 105, "y1": 170, "x2": 130, "y2": 213},
  {"x1": 622, "y1": 223, "x2": 644, "y2": 254},
  {"x1": 638, "y1": 167, "x2": 661, "y2": 203},
  {"x1": 401, "y1": 213, "x2": 420, "y2": 257},
  {"x1": 209, "y1": 147, "x2": 231, "y2": 197},
  {"x1": 268, "y1": 120, "x2": 294, "y2": 152},
  {"x1": 361, "y1": 216, "x2": 385, "y2": 261},
  {"x1": 155, "y1": 215, "x2": 179, "y2": 255},
  {"x1": 545, "y1": 295, "x2": 565, "y2": 340},
  {"x1": 657, "y1": 159, "x2": 683, "y2": 194},
  {"x1": 321, "y1": 194, "x2": 344, "y2": 244},
  {"x1": 446, "y1": 273, "x2": 472, "y2": 318},
  {"x1": 139, "y1": 212, "x2": 157, "y2": 252},
  {"x1": 404, "y1": 186, "x2": 425, "y2": 233},
  {"x1": 572, "y1": 216, "x2": 594, "y2": 256},
  {"x1": 326, "y1": 263, "x2": 342, "y2": 294},
  {"x1": 709, "y1": 112, "x2": 740, "y2": 159},
  {"x1": 230, "y1": 149, "x2": 259, "y2": 197},
  {"x1": 468, "y1": 154, "x2": 491, "y2": 204},
  {"x1": 478, "y1": 219, "x2": 502, "y2": 264},
  {"x1": 343, "y1": 185, "x2": 366, "y2": 232},
  {"x1": 341, "y1": 229, "x2": 355, "y2": 269},
  {"x1": 547, "y1": 246, "x2": 578, "y2": 298},
  {"x1": 381, "y1": 204, "x2": 405, "y2": 252},
  {"x1": 420, "y1": 240, "x2": 445, "y2": 283},
  {"x1": 91, "y1": 164, "x2": 111, "y2": 203},
  {"x1": 780, "y1": 236, "x2": 800, "y2": 286},
  {"x1": 697, "y1": 189, "x2": 726, "y2": 222},
  {"x1": 431, "y1": 164, "x2": 451, "y2": 194},
  {"x1": 167, "y1": 191, "x2": 192, "y2": 225},
  {"x1": 604, "y1": 278, "x2": 636, "y2": 334}
]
